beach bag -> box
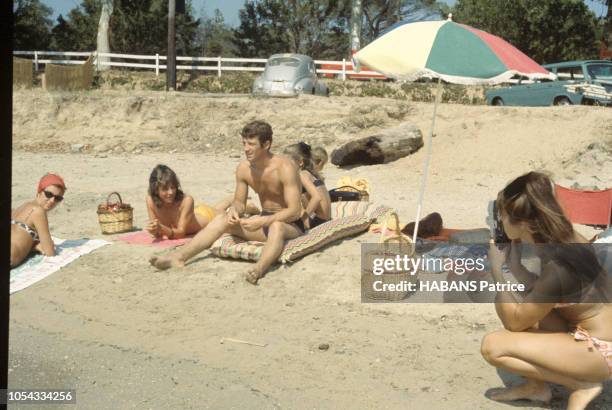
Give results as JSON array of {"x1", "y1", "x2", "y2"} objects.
[
  {"x1": 362, "y1": 212, "x2": 416, "y2": 301},
  {"x1": 97, "y1": 192, "x2": 134, "y2": 234},
  {"x1": 329, "y1": 186, "x2": 370, "y2": 202}
]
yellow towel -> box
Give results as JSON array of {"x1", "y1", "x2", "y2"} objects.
[
  {"x1": 336, "y1": 176, "x2": 370, "y2": 194},
  {"x1": 194, "y1": 203, "x2": 217, "y2": 222}
]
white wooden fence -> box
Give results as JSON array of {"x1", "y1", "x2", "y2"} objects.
[{"x1": 13, "y1": 50, "x2": 383, "y2": 80}]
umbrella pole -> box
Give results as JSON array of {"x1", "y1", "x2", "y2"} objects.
[{"x1": 412, "y1": 78, "x2": 443, "y2": 245}]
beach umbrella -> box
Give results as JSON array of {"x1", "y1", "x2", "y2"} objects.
[{"x1": 353, "y1": 16, "x2": 555, "y2": 243}]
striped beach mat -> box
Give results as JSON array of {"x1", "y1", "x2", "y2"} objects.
[{"x1": 210, "y1": 203, "x2": 393, "y2": 263}]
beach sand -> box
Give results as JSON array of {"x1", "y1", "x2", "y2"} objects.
[{"x1": 9, "y1": 90, "x2": 612, "y2": 408}]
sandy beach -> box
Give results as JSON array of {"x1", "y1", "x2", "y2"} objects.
[{"x1": 9, "y1": 89, "x2": 612, "y2": 409}]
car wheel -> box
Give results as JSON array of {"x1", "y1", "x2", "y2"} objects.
[
  {"x1": 312, "y1": 88, "x2": 316, "y2": 95},
  {"x1": 492, "y1": 97, "x2": 504, "y2": 106},
  {"x1": 554, "y1": 97, "x2": 571, "y2": 106}
]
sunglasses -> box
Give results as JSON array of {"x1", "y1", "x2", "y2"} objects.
[{"x1": 43, "y1": 190, "x2": 64, "y2": 202}]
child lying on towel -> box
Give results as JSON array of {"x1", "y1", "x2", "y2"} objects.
[{"x1": 146, "y1": 164, "x2": 259, "y2": 239}]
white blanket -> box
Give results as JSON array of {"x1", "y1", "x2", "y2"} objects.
[{"x1": 10, "y1": 237, "x2": 110, "y2": 294}]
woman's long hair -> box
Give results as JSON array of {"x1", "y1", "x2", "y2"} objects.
[
  {"x1": 148, "y1": 164, "x2": 184, "y2": 207},
  {"x1": 283, "y1": 142, "x2": 321, "y2": 180},
  {"x1": 498, "y1": 172, "x2": 610, "y2": 301},
  {"x1": 496, "y1": 171, "x2": 574, "y2": 244}
]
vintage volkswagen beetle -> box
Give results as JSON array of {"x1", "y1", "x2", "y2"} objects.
[{"x1": 252, "y1": 54, "x2": 329, "y2": 97}]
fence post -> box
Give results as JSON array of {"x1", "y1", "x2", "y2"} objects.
[
  {"x1": 342, "y1": 58, "x2": 346, "y2": 81},
  {"x1": 155, "y1": 53, "x2": 159, "y2": 76},
  {"x1": 217, "y1": 56, "x2": 221, "y2": 78},
  {"x1": 34, "y1": 51, "x2": 39, "y2": 72}
]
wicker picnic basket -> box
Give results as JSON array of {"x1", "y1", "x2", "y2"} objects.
[
  {"x1": 362, "y1": 212, "x2": 416, "y2": 302},
  {"x1": 330, "y1": 185, "x2": 370, "y2": 202},
  {"x1": 97, "y1": 192, "x2": 133, "y2": 234}
]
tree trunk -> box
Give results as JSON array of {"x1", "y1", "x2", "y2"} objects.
[
  {"x1": 606, "y1": 1, "x2": 612, "y2": 46},
  {"x1": 167, "y1": 0, "x2": 177, "y2": 91},
  {"x1": 351, "y1": 0, "x2": 362, "y2": 55},
  {"x1": 96, "y1": 0, "x2": 113, "y2": 71},
  {"x1": 331, "y1": 123, "x2": 423, "y2": 167}
]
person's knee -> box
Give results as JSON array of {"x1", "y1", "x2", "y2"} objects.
[
  {"x1": 481, "y1": 331, "x2": 505, "y2": 364},
  {"x1": 267, "y1": 221, "x2": 284, "y2": 240}
]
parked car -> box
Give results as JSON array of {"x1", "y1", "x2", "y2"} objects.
[
  {"x1": 485, "y1": 60, "x2": 612, "y2": 107},
  {"x1": 252, "y1": 54, "x2": 329, "y2": 97}
]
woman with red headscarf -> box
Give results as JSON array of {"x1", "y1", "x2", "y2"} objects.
[{"x1": 11, "y1": 173, "x2": 66, "y2": 267}]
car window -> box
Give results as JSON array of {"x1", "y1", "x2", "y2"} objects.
[
  {"x1": 268, "y1": 58, "x2": 300, "y2": 67},
  {"x1": 556, "y1": 66, "x2": 584, "y2": 81},
  {"x1": 586, "y1": 64, "x2": 612, "y2": 80}
]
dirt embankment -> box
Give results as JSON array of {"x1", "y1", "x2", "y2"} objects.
[{"x1": 13, "y1": 89, "x2": 612, "y2": 166}]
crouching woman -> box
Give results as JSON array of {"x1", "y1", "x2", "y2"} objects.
[{"x1": 481, "y1": 171, "x2": 611, "y2": 410}]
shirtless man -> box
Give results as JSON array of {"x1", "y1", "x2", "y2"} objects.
[{"x1": 149, "y1": 120, "x2": 305, "y2": 284}]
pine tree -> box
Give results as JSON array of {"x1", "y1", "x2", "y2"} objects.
[{"x1": 14, "y1": 0, "x2": 53, "y2": 50}]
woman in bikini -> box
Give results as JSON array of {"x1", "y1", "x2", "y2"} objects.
[
  {"x1": 11, "y1": 173, "x2": 67, "y2": 267},
  {"x1": 283, "y1": 143, "x2": 331, "y2": 230},
  {"x1": 481, "y1": 171, "x2": 611, "y2": 410},
  {"x1": 146, "y1": 164, "x2": 258, "y2": 239}
]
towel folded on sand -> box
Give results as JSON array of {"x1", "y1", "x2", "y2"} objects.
[
  {"x1": 116, "y1": 230, "x2": 192, "y2": 248},
  {"x1": 10, "y1": 237, "x2": 110, "y2": 294}
]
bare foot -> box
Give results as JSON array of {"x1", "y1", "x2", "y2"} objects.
[
  {"x1": 490, "y1": 379, "x2": 552, "y2": 403},
  {"x1": 245, "y1": 268, "x2": 264, "y2": 285},
  {"x1": 567, "y1": 382, "x2": 602, "y2": 410},
  {"x1": 149, "y1": 254, "x2": 185, "y2": 270}
]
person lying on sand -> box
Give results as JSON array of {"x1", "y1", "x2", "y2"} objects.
[
  {"x1": 11, "y1": 173, "x2": 66, "y2": 267},
  {"x1": 480, "y1": 172, "x2": 612, "y2": 410},
  {"x1": 283, "y1": 142, "x2": 331, "y2": 229},
  {"x1": 150, "y1": 120, "x2": 305, "y2": 285},
  {"x1": 145, "y1": 164, "x2": 259, "y2": 239}
]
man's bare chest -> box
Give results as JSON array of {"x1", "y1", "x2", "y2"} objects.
[{"x1": 246, "y1": 169, "x2": 283, "y2": 196}]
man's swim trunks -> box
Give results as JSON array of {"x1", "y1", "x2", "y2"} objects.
[{"x1": 260, "y1": 210, "x2": 305, "y2": 237}]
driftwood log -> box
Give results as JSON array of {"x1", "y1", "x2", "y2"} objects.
[{"x1": 331, "y1": 123, "x2": 423, "y2": 167}]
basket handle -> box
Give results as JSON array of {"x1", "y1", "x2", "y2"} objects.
[
  {"x1": 331, "y1": 185, "x2": 363, "y2": 192},
  {"x1": 380, "y1": 212, "x2": 412, "y2": 246},
  {"x1": 106, "y1": 192, "x2": 123, "y2": 207}
]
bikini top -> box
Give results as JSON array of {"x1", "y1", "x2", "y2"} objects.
[{"x1": 302, "y1": 171, "x2": 324, "y2": 194}]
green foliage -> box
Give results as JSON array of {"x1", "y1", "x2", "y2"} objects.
[
  {"x1": 361, "y1": 0, "x2": 447, "y2": 45},
  {"x1": 182, "y1": 72, "x2": 255, "y2": 93},
  {"x1": 49, "y1": 0, "x2": 99, "y2": 51},
  {"x1": 360, "y1": 82, "x2": 399, "y2": 97},
  {"x1": 196, "y1": 9, "x2": 237, "y2": 56},
  {"x1": 93, "y1": 70, "x2": 256, "y2": 93},
  {"x1": 47, "y1": 0, "x2": 200, "y2": 54},
  {"x1": 400, "y1": 82, "x2": 434, "y2": 102},
  {"x1": 441, "y1": 84, "x2": 470, "y2": 104},
  {"x1": 233, "y1": 0, "x2": 291, "y2": 58},
  {"x1": 14, "y1": 0, "x2": 53, "y2": 50},
  {"x1": 452, "y1": 0, "x2": 599, "y2": 63},
  {"x1": 111, "y1": 0, "x2": 200, "y2": 55},
  {"x1": 233, "y1": 0, "x2": 351, "y2": 59}
]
